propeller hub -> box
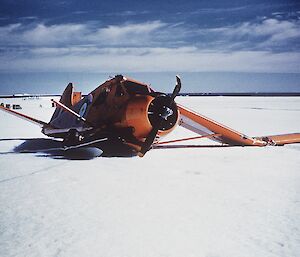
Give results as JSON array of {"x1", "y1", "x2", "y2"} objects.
[
  {"x1": 160, "y1": 106, "x2": 173, "y2": 120},
  {"x1": 147, "y1": 95, "x2": 178, "y2": 131}
]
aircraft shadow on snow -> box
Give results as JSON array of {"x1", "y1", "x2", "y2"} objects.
[
  {"x1": 12, "y1": 138, "x2": 138, "y2": 160},
  {"x1": 0, "y1": 138, "x2": 231, "y2": 160}
]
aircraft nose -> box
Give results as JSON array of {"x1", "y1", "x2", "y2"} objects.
[{"x1": 147, "y1": 95, "x2": 179, "y2": 131}]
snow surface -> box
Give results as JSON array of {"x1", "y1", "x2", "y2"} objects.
[{"x1": 0, "y1": 96, "x2": 299, "y2": 257}]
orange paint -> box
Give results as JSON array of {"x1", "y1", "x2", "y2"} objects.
[{"x1": 178, "y1": 104, "x2": 266, "y2": 146}]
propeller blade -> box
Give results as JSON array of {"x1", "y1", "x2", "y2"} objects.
[
  {"x1": 138, "y1": 76, "x2": 181, "y2": 157},
  {"x1": 171, "y1": 75, "x2": 181, "y2": 101}
]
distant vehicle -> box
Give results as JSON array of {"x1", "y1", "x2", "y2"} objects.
[
  {"x1": 12, "y1": 104, "x2": 22, "y2": 110},
  {"x1": 1, "y1": 75, "x2": 300, "y2": 157}
]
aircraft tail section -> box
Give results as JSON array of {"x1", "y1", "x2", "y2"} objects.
[
  {"x1": 50, "y1": 83, "x2": 73, "y2": 122},
  {"x1": 50, "y1": 83, "x2": 82, "y2": 123}
]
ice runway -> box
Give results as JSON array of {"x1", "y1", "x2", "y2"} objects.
[{"x1": 0, "y1": 96, "x2": 299, "y2": 257}]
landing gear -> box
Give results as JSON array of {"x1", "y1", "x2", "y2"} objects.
[{"x1": 63, "y1": 129, "x2": 83, "y2": 147}]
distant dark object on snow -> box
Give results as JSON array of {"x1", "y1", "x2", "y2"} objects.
[
  {"x1": 0, "y1": 103, "x2": 22, "y2": 109},
  {"x1": 13, "y1": 104, "x2": 22, "y2": 110}
]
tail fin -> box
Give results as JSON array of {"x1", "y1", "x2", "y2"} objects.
[
  {"x1": 50, "y1": 83, "x2": 73, "y2": 123},
  {"x1": 50, "y1": 83, "x2": 82, "y2": 123}
]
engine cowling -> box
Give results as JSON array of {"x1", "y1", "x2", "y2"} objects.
[{"x1": 118, "y1": 95, "x2": 179, "y2": 139}]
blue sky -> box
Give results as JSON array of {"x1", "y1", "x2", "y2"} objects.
[{"x1": 0, "y1": 0, "x2": 299, "y2": 93}]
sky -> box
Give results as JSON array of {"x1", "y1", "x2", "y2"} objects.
[{"x1": 0, "y1": 0, "x2": 300, "y2": 94}]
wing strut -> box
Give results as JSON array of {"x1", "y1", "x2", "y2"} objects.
[{"x1": 155, "y1": 133, "x2": 222, "y2": 145}]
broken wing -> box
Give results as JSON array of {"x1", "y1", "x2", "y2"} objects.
[{"x1": 178, "y1": 104, "x2": 300, "y2": 146}]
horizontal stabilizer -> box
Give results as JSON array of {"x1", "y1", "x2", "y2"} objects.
[
  {"x1": 255, "y1": 133, "x2": 300, "y2": 145},
  {"x1": 0, "y1": 105, "x2": 48, "y2": 127}
]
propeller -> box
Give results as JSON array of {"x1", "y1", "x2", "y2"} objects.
[{"x1": 138, "y1": 75, "x2": 181, "y2": 157}]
